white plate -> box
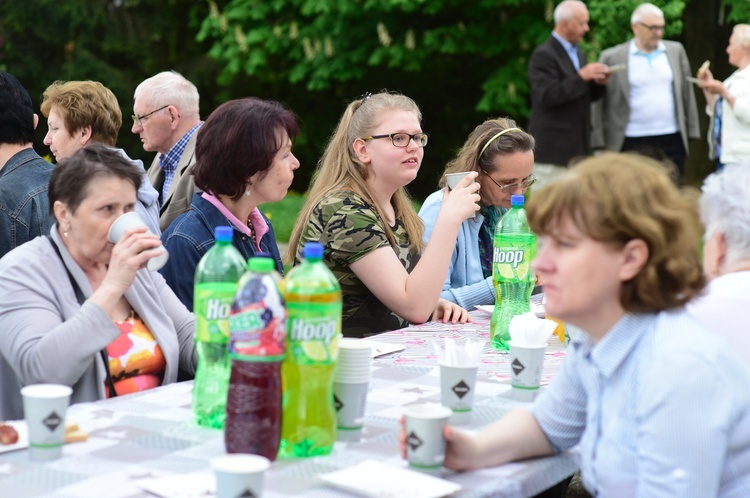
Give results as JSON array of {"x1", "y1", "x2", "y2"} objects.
[
  {"x1": 475, "y1": 303, "x2": 546, "y2": 318},
  {"x1": 0, "y1": 420, "x2": 29, "y2": 454},
  {"x1": 319, "y1": 460, "x2": 460, "y2": 498},
  {"x1": 137, "y1": 473, "x2": 214, "y2": 498}
]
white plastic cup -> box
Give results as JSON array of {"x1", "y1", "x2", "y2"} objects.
[
  {"x1": 403, "y1": 403, "x2": 452, "y2": 472},
  {"x1": 508, "y1": 341, "x2": 546, "y2": 402},
  {"x1": 107, "y1": 211, "x2": 169, "y2": 271},
  {"x1": 211, "y1": 453, "x2": 270, "y2": 498},
  {"x1": 335, "y1": 338, "x2": 373, "y2": 384},
  {"x1": 334, "y1": 381, "x2": 369, "y2": 430},
  {"x1": 439, "y1": 365, "x2": 478, "y2": 425},
  {"x1": 445, "y1": 172, "x2": 475, "y2": 190},
  {"x1": 21, "y1": 384, "x2": 73, "y2": 462}
]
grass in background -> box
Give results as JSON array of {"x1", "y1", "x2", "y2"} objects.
[{"x1": 260, "y1": 191, "x2": 306, "y2": 243}]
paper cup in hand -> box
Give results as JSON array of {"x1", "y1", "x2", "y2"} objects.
[
  {"x1": 212, "y1": 453, "x2": 270, "y2": 498},
  {"x1": 21, "y1": 384, "x2": 73, "y2": 461},
  {"x1": 439, "y1": 365, "x2": 478, "y2": 425},
  {"x1": 445, "y1": 172, "x2": 474, "y2": 190},
  {"x1": 508, "y1": 341, "x2": 546, "y2": 402},
  {"x1": 404, "y1": 403, "x2": 452, "y2": 472},
  {"x1": 107, "y1": 211, "x2": 169, "y2": 271}
]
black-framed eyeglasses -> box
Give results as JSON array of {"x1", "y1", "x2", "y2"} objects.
[
  {"x1": 132, "y1": 105, "x2": 170, "y2": 126},
  {"x1": 481, "y1": 170, "x2": 537, "y2": 192},
  {"x1": 361, "y1": 132, "x2": 429, "y2": 148},
  {"x1": 637, "y1": 22, "x2": 665, "y2": 32}
]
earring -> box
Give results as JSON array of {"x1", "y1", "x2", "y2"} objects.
[
  {"x1": 64, "y1": 231, "x2": 69, "y2": 238},
  {"x1": 244, "y1": 189, "x2": 251, "y2": 197}
]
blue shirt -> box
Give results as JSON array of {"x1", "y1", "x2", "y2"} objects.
[
  {"x1": 530, "y1": 311, "x2": 750, "y2": 496},
  {"x1": 552, "y1": 31, "x2": 581, "y2": 71},
  {"x1": 159, "y1": 122, "x2": 202, "y2": 203}
]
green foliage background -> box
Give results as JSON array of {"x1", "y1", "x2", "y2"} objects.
[{"x1": 0, "y1": 0, "x2": 742, "y2": 198}]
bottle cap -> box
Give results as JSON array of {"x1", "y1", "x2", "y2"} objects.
[
  {"x1": 248, "y1": 257, "x2": 275, "y2": 273},
  {"x1": 214, "y1": 226, "x2": 233, "y2": 242},
  {"x1": 510, "y1": 194, "x2": 525, "y2": 207},
  {"x1": 302, "y1": 242, "x2": 324, "y2": 260}
]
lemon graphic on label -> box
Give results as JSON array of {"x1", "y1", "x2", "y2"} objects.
[
  {"x1": 302, "y1": 341, "x2": 329, "y2": 362},
  {"x1": 515, "y1": 262, "x2": 530, "y2": 280},
  {"x1": 497, "y1": 262, "x2": 530, "y2": 280}
]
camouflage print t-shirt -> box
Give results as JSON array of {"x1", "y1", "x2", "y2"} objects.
[{"x1": 297, "y1": 191, "x2": 420, "y2": 338}]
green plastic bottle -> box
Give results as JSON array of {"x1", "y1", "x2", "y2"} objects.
[
  {"x1": 192, "y1": 226, "x2": 246, "y2": 428},
  {"x1": 490, "y1": 195, "x2": 537, "y2": 350},
  {"x1": 279, "y1": 242, "x2": 342, "y2": 458}
]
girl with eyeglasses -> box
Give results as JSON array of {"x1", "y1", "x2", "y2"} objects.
[
  {"x1": 419, "y1": 118, "x2": 536, "y2": 310},
  {"x1": 287, "y1": 92, "x2": 481, "y2": 337}
]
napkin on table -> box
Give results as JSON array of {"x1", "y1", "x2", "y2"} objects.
[
  {"x1": 509, "y1": 312, "x2": 557, "y2": 347},
  {"x1": 433, "y1": 337, "x2": 483, "y2": 367}
]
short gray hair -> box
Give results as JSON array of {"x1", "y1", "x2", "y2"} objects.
[
  {"x1": 733, "y1": 24, "x2": 750, "y2": 50},
  {"x1": 631, "y1": 3, "x2": 663, "y2": 25},
  {"x1": 553, "y1": 1, "x2": 587, "y2": 25},
  {"x1": 134, "y1": 71, "x2": 200, "y2": 120},
  {"x1": 700, "y1": 164, "x2": 750, "y2": 266}
]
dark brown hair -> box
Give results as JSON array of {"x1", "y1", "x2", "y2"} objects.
[{"x1": 193, "y1": 97, "x2": 299, "y2": 201}]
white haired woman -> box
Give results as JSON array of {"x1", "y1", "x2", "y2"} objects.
[
  {"x1": 687, "y1": 164, "x2": 750, "y2": 366},
  {"x1": 699, "y1": 24, "x2": 750, "y2": 167}
]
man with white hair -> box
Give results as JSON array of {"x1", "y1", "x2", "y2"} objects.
[
  {"x1": 592, "y1": 3, "x2": 699, "y2": 181},
  {"x1": 132, "y1": 71, "x2": 203, "y2": 231},
  {"x1": 528, "y1": 1, "x2": 609, "y2": 187}
]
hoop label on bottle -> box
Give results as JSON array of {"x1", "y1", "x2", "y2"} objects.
[
  {"x1": 493, "y1": 235, "x2": 536, "y2": 283},
  {"x1": 195, "y1": 283, "x2": 236, "y2": 343},
  {"x1": 286, "y1": 302, "x2": 341, "y2": 365}
]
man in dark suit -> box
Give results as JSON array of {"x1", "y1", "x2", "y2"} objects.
[{"x1": 528, "y1": 0, "x2": 609, "y2": 186}]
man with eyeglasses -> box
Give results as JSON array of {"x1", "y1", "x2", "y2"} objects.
[
  {"x1": 592, "y1": 3, "x2": 699, "y2": 182},
  {"x1": 528, "y1": 0, "x2": 609, "y2": 188},
  {"x1": 132, "y1": 71, "x2": 203, "y2": 231}
]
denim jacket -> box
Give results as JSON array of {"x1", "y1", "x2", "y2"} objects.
[
  {"x1": 0, "y1": 148, "x2": 54, "y2": 259},
  {"x1": 160, "y1": 192, "x2": 283, "y2": 311}
]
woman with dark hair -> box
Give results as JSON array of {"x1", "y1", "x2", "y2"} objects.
[
  {"x1": 160, "y1": 97, "x2": 299, "y2": 310},
  {"x1": 0, "y1": 144, "x2": 196, "y2": 421},
  {"x1": 418, "y1": 118, "x2": 535, "y2": 309},
  {"x1": 402, "y1": 153, "x2": 750, "y2": 495}
]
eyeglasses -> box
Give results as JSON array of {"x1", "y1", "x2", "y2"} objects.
[
  {"x1": 132, "y1": 105, "x2": 170, "y2": 126},
  {"x1": 637, "y1": 22, "x2": 665, "y2": 32},
  {"x1": 481, "y1": 170, "x2": 537, "y2": 192},
  {"x1": 361, "y1": 132, "x2": 429, "y2": 148}
]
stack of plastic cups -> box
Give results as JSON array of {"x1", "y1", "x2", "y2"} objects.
[{"x1": 333, "y1": 338, "x2": 373, "y2": 441}]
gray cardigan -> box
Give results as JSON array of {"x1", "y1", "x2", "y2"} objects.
[{"x1": 0, "y1": 227, "x2": 196, "y2": 420}]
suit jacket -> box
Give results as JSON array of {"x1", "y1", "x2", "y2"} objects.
[
  {"x1": 528, "y1": 36, "x2": 605, "y2": 166},
  {"x1": 591, "y1": 40, "x2": 700, "y2": 152},
  {"x1": 147, "y1": 130, "x2": 200, "y2": 232}
]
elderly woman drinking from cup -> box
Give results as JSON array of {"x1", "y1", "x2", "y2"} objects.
[
  {"x1": 402, "y1": 153, "x2": 750, "y2": 495},
  {"x1": 418, "y1": 118, "x2": 535, "y2": 309},
  {"x1": 687, "y1": 164, "x2": 750, "y2": 366},
  {"x1": 0, "y1": 145, "x2": 196, "y2": 421},
  {"x1": 160, "y1": 97, "x2": 299, "y2": 310}
]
